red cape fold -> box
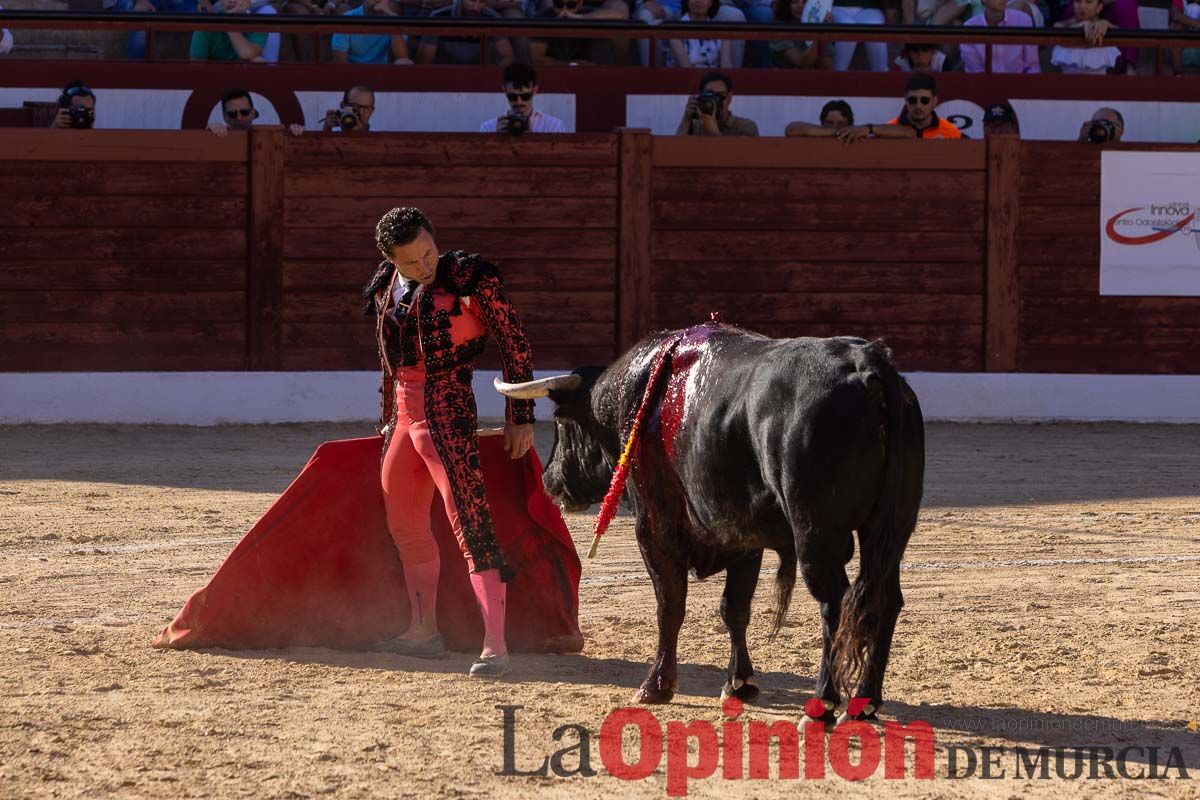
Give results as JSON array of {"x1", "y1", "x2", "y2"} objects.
[{"x1": 152, "y1": 435, "x2": 584, "y2": 653}]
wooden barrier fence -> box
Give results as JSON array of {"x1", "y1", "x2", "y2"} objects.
[{"x1": 0, "y1": 129, "x2": 1196, "y2": 375}]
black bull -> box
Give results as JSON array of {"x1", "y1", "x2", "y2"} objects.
[{"x1": 496, "y1": 323, "x2": 924, "y2": 720}]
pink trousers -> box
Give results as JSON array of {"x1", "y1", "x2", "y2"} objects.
[{"x1": 380, "y1": 369, "x2": 473, "y2": 571}]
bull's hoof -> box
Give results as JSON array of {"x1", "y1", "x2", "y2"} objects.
[
  {"x1": 720, "y1": 677, "x2": 760, "y2": 705},
  {"x1": 634, "y1": 685, "x2": 676, "y2": 704},
  {"x1": 803, "y1": 698, "x2": 838, "y2": 726},
  {"x1": 836, "y1": 708, "x2": 881, "y2": 726},
  {"x1": 808, "y1": 709, "x2": 838, "y2": 726}
]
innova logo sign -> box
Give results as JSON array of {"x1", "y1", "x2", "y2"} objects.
[{"x1": 1104, "y1": 203, "x2": 1200, "y2": 248}]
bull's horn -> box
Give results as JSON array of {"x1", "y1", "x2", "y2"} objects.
[{"x1": 493, "y1": 374, "x2": 581, "y2": 399}]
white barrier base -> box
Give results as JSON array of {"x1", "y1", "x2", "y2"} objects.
[{"x1": 0, "y1": 371, "x2": 1197, "y2": 425}]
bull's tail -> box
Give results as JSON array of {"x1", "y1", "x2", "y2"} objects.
[
  {"x1": 769, "y1": 548, "x2": 797, "y2": 638},
  {"x1": 830, "y1": 342, "x2": 919, "y2": 701}
]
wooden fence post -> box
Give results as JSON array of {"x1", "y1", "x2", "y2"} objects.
[
  {"x1": 248, "y1": 126, "x2": 285, "y2": 370},
  {"x1": 985, "y1": 134, "x2": 1020, "y2": 372},
  {"x1": 617, "y1": 128, "x2": 653, "y2": 356}
]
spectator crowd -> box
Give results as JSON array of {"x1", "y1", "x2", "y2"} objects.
[
  {"x1": 1, "y1": 0, "x2": 1198, "y2": 74},
  {"x1": 48, "y1": 69, "x2": 1148, "y2": 143}
]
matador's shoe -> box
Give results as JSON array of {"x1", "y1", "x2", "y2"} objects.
[
  {"x1": 370, "y1": 632, "x2": 446, "y2": 658},
  {"x1": 468, "y1": 653, "x2": 511, "y2": 678}
]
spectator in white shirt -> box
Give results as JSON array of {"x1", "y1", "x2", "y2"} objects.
[{"x1": 480, "y1": 63, "x2": 567, "y2": 135}]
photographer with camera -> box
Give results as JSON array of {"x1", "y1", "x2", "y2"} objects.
[
  {"x1": 1078, "y1": 107, "x2": 1124, "y2": 144},
  {"x1": 675, "y1": 71, "x2": 758, "y2": 137},
  {"x1": 322, "y1": 85, "x2": 376, "y2": 133},
  {"x1": 479, "y1": 63, "x2": 567, "y2": 136},
  {"x1": 50, "y1": 80, "x2": 96, "y2": 130}
]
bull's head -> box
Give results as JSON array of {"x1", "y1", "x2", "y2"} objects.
[{"x1": 494, "y1": 368, "x2": 615, "y2": 513}]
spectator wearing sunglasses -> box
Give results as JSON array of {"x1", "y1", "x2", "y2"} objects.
[
  {"x1": 208, "y1": 88, "x2": 306, "y2": 137},
  {"x1": 886, "y1": 73, "x2": 962, "y2": 140},
  {"x1": 480, "y1": 63, "x2": 567, "y2": 134}
]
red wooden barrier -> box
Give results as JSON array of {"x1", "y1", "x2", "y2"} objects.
[
  {"x1": 1015, "y1": 142, "x2": 1200, "y2": 375},
  {"x1": 276, "y1": 133, "x2": 619, "y2": 371},
  {"x1": 0, "y1": 130, "x2": 248, "y2": 371},
  {"x1": 0, "y1": 128, "x2": 1197, "y2": 375},
  {"x1": 644, "y1": 137, "x2": 988, "y2": 372}
]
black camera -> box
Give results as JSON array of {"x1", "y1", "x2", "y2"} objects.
[
  {"x1": 1087, "y1": 119, "x2": 1117, "y2": 144},
  {"x1": 696, "y1": 90, "x2": 722, "y2": 117},
  {"x1": 503, "y1": 111, "x2": 528, "y2": 136},
  {"x1": 338, "y1": 105, "x2": 361, "y2": 131},
  {"x1": 67, "y1": 105, "x2": 95, "y2": 130}
]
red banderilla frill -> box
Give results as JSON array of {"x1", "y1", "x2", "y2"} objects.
[{"x1": 587, "y1": 335, "x2": 683, "y2": 559}]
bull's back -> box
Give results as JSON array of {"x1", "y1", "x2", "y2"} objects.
[{"x1": 673, "y1": 332, "x2": 892, "y2": 541}]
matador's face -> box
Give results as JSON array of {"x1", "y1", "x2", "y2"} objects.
[{"x1": 386, "y1": 228, "x2": 440, "y2": 286}]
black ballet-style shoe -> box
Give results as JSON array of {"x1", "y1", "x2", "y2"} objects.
[{"x1": 468, "y1": 653, "x2": 511, "y2": 678}]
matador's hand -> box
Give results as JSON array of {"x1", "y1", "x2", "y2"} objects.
[{"x1": 504, "y1": 423, "x2": 533, "y2": 460}]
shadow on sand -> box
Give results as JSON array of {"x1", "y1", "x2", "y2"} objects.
[{"x1": 203, "y1": 646, "x2": 1198, "y2": 770}]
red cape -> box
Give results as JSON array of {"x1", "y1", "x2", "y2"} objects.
[{"x1": 152, "y1": 435, "x2": 584, "y2": 653}]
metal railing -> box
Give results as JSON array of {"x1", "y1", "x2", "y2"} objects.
[{"x1": 1, "y1": 10, "x2": 1199, "y2": 72}]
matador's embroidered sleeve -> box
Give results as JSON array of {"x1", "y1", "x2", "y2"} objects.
[
  {"x1": 473, "y1": 271, "x2": 536, "y2": 425},
  {"x1": 374, "y1": 292, "x2": 397, "y2": 433}
]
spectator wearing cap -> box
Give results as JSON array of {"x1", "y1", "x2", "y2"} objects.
[
  {"x1": 330, "y1": 0, "x2": 413, "y2": 65},
  {"x1": 892, "y1": 42, "x2": 946, "y2": 71},
  {"x1": 961, "y1": 0, "x2": 1040, "y2": 73},
  {"x1": 982, "y1": 102, "x2": 1020, "y2": 136},
  {"x1": 49, "y1": 80, "x2": 96, "y2": 130},
  {"x1": 887, "y1": 74, "x2": 963, "y2": 139}
]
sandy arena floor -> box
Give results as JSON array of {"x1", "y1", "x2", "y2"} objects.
[{"x1": 1, "y1": 422, "x2": 1198, "y2": 799}]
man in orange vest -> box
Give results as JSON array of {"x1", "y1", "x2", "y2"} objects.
[{"x1": 887, "y1": 73, "x2": 963, "y2": 140}]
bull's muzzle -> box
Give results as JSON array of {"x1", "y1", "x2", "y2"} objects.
[{"x1": 493, "y1": 374, "x2": 582, "y2": 399}]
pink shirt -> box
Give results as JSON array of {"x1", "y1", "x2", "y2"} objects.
[{"x1": 961, "y1": 10, "x2": 1041, "y2": 74}]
